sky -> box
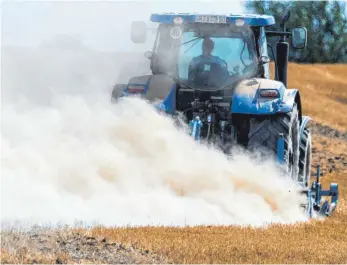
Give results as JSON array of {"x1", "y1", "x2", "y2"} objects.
[
  {"x1": 1, "y1": 0, "x2": 245, "y2": 51},
  {"x1": 1, "y1": 0, "x2": 345, "y2": 51}
]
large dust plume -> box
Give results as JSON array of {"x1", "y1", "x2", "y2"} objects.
[{"x1": 1, "y1": 0, "x2": 309, "y2": 228}]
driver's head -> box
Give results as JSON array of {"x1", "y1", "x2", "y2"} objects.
[{"x1": 202, "y1": 37, "x2": 214, "y2": 56}]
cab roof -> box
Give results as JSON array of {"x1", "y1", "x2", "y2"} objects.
[{"x1": 150, "y1": 13, "x2": 275, "y2": 27}]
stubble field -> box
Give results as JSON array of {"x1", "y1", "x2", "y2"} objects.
[{"x1": 1, "y1": 63, "x2": 347, "y2": 264}]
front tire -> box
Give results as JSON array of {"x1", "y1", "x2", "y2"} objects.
[{"x1": 247, "y1": 104, "x2": 300, "y2": 181}]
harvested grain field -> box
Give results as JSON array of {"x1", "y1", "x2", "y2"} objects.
[
  {"x1": 2, "y1": 0, "x2": 347, "y2": 263},
  {"x1": 1, "y1": 61, "x2": 347, "y2": 263}
]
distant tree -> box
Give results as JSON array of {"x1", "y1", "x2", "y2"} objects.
[{"x1": 246, "y1": 1, "x2": 347, "y2": 63}]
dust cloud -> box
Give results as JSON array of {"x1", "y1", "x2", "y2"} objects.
[{"x1": 1, "y1": 0, "x2": 309, "y2": 228}]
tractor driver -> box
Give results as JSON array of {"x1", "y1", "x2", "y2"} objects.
[{"x1": 188, "y1": 37, "x2": 228, "y2": 86}]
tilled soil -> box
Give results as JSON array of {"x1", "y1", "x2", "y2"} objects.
[
  {"x1": 312, "y1": 147, "x2": 346, "y2": 175},
  {"x1": 310, "y1": 121, "x2": 347, "y2": 141},
  {"x1": 310, "y1": 122, "x2": 347, "y2": 176},
  {"x1": 1, "y1": 228, "x2": 167, "y2": 264}
]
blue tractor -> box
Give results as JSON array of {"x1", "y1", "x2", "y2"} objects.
[{"x1": 111, "y1": 12, "x2": 338, "y2": 218}]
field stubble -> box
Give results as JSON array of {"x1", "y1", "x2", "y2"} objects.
[{"x1": 1, "y1": 63, "x2": 347, "y2": 264}]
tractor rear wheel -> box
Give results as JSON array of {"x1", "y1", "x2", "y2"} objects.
[{"x1": 247, "y1": 104, "x2": 300, "y2": 181}]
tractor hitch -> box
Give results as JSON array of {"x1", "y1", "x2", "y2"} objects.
[{"x1": 189, "y1": 116, "x2": 203, "y2": 142}]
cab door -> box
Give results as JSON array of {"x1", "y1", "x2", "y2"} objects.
[{"x1": 259, "y1": 27, "x2": 270, "y2": 79}]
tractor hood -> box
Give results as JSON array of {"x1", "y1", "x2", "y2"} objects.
[{"x1": 231, "y1": 78, "x2": 297, "y2": 115}]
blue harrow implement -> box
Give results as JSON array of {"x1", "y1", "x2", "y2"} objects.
[{"x1": 111, "y1": 10, "x2": 339, "y2": 218}]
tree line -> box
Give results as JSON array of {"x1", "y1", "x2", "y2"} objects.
[{"x1": 246, "y1": 1, "x2": 347, "y2": 63}]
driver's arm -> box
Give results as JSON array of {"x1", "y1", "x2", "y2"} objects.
[{"x1": 214, "y1": 56, "x2": 228, "y2": 68}]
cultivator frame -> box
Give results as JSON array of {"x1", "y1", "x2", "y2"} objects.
[{"x1": 303, "y1": 166, "x2": 339, "y2": 218}]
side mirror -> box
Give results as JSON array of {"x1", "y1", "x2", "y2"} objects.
[
  {"x1": 144, "y1": 51, "x2": 153, "y2": 59},
  {"x1": 291, "y1": 27, "x2": 307, "y2": 49},
  {"x1": 259, "y1": 55, "x2": 271, "y2": 65},
  {"x1": 131, "y1": 21, "x2": 147, "y2": 43}
]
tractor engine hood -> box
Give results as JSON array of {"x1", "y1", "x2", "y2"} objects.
[{"x1": 231, "y1": 78, "x2": 298, "y2": 115}]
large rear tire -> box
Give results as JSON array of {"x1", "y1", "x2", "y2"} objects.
[{"x1": 247, "y1": 104, "x2": 300, "y2": 181}]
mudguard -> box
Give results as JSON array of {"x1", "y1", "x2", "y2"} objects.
[
  {"x1": 300, "y1": 115, "x2": 312, "y2": 139},
  {"x1": 231, "y1": 78, "x2": 300, "y2": 115},
  {"x1": 154, "y1": 84, "x2": 176, "y2": 114},
  {"x1": 119, "y1": 74, "x2": 177, "y2": 114}
]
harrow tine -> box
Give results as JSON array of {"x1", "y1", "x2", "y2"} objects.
[{"x1": 308, "y1": 165, "x2": 339, "y2": 218}]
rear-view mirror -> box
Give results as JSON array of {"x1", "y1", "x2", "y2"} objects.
[
  {"x1": 259, "y1": 55, "x2": 271, "y2": 65},
  {"x1": 131, "y1": 21, "x2": 147, "y2": 43},
  {"x1": 292, "y1": 27, "x2": 307, "y2": 49},
  {"x1": 144, "y1": 51, "x2": 153, "y2": 59}
]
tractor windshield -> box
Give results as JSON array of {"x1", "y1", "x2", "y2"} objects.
[{"x1": 153, "y1": 23, "x2": 259, "y2": 91}]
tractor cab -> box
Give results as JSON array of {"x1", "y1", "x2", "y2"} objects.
[{"x1": 130, "y1": 13, "x2": 307, "y2": 93}]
